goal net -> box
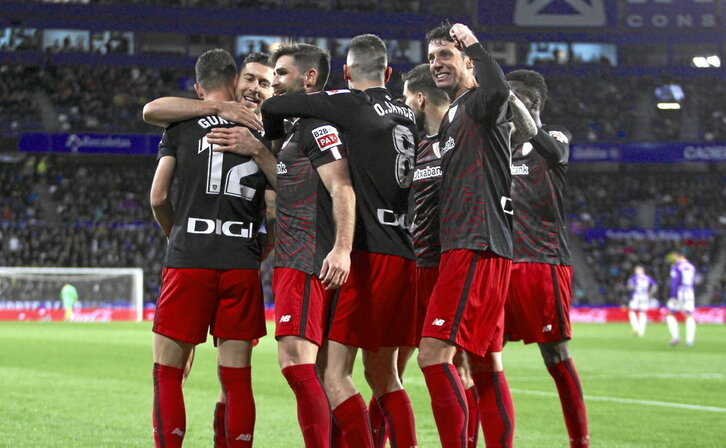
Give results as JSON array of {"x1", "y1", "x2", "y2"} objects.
[{"x1": 0, "y1": 267, "x2": 144, "y2": 322}]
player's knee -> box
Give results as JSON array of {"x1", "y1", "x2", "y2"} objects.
[
  {"x1": 539, "y1": 340, "x2": 570, "y2": 366},
  {"x1": 417, "y1": 337, "x2": 453, "y2": 368}
]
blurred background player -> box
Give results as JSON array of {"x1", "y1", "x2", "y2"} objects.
[
  {"x1": 261, "y1": 34, "x2": 419, "y2": 448},
  {"x1": 626, "y1": 265, "x2": 657, "y2": 337},
  {"x1": 419, "y1": 23, "x2": 515, "y2": 448},
  {"x1": 60, "y1": 282, "x2": 77, "y2": 321},
  {"x1": 148, "y1": 49, "x2": 269, "y2": 448},
  {"x1": 505, "y1": 69, "x2": 590, "y2": 448},
  {"x1": 667, "y1": 251, "x2": 698, "y2": 346},
  {"x1": 214, "y1": 43, "x2": 357, "y2": 447},
  {"x1": 402, "y1": 63, "x2": 481, "y2": 448}
]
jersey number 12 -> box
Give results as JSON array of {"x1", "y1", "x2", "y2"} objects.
[{"x1": 199, "y1": 135, "x2": 259, "y2": 201}]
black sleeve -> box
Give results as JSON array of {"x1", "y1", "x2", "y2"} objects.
[
  {"x1": 157, "y1": 123, "x2": 179, "y2": 160},
  {"x1": 463, "y1": 43, "x2": 510, "y2": 123},
  {"x1": 532, "y1": 125, "x2": 571, "y2": 165},
  {"x1": 262, "y1": 89, "x2": 360, "y2": 139}
]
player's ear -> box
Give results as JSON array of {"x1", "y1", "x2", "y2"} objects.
[
  {"x1": 194, "y1": 83, "x2": 204, "y2": 100},
  {"x1": 383, "y1": 66, "x2": 392, "y2": 83},
  {"x1": 417, "y1": 91, "x2": 426, "y2": 109},
  {"x1": 465, "y1": 55, "x2": 473, "y2": 70},
  {"x1": 305, "y1": 68, "x2": 318, "y2": 90},
  {"x1": 342, "y1": 64, "x2": 351, "y2": 81}
]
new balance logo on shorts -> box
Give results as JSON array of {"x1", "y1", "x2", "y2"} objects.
[
  {"x1": 235, "y1": 433, "x2": 252, "y2": 441},
  {"x1": 542, "y1": 324, "x2": 552, "y2": 332},
  {"x1": 432, "y1": 318, "x2": 445, "y2": 326},
  {"x1": 171, "y1": 428, "x2": 185, "y2": 437},
  {"x1": 279, "y1": 315, "x2": 291, "y2": 323}
]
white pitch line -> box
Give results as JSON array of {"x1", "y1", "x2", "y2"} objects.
[
  {"x1": 511, "y1": 389, "x2": 726, "y2": 413},
  {"x1": 511, "y1": 373, "x2": 725, "y2": 381}
]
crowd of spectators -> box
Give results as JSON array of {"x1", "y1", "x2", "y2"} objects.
[
  {"x1": 567, "y1": 169, "x2": 724, "y2": 304},
  {"x1": 580, "y1": 236, "x2": 715, "y2": 305},
  {"x1": 5, "y1": 59, "x2": 726, "y2": 143},
  {"x1": 567, "y1": 171, "x2": 726, "y2": 231}
]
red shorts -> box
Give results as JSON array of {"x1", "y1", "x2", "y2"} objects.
[
  {"x1": 422, "y1": 249, "x2": 511, "y2": 358},
  {"x1": 415, "y1": 266, "x2": 439, "y2": 344},
  {"x1": 505, "y1": 263, "x2": 573, "y2": 344},
  {"x1": 328, "y1": 250, "x2": 417, "y2": 351},
  {"x1": 273, "y1": 267, "x2": 332, "y2": 346},
  {"x1": 153, "y1": 267, "x2": 267, "y2": 345}
]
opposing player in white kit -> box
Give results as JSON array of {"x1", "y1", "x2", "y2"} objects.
[
  {"x1": 626, "y1": 266, "x2": 657, "y2": 337},
  {"x1": 666, "y1": 252, "x2": 697, "y2": 346}
]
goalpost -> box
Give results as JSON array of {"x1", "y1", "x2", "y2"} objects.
[{"x1": 0, "y1": 267, "x2": 144, "y2": 322}]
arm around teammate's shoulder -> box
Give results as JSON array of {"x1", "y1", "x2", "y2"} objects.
[{"x1": 142, "y1": 97, "x2": 262, "y2": 130}]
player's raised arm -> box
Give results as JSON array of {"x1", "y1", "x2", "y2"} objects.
[
  {"x1": 450, "y1": 23, "x2": 509, "y2": 122},
  {"x1": 317, "y1": 158, "x2": 356, "y2": 290},
  {"x1": 530, "y1": 126, "x2": 571, "y2": 164},
  {"x1": 508, "y1": 91, "x2": 538, "y2": 146},
  {"x1": 142, "y1": 97, "x2": 263, "y2": 130}
]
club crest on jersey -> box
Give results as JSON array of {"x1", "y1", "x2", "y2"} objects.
[
  {"x1": 276, "y1": 162, "x2": 287, "y2": 174},
  {"x1": 312, "y1": 125, "x2": 341, "y2": 151},
  {"x1": 440, "y1": 137, "x2": 455, "y2": 155},
  {"x1": 548, "y1": 130, "x2": 569, "y2": 143}
]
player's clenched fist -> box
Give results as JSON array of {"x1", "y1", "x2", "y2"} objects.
[{"x1": 449, "y1": 23, "x2": 479, "y2": 49}]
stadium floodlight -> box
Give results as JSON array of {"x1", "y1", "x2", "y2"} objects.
[
  {"x1": 692, "y1": 55, "x2": 721, "y2": 68},
  {"x1": 657, "y1": 102, "x2": 681, "y2": 110},
  {"x1": 0, "y1": 267, "x2": 144, "y2": 322}
]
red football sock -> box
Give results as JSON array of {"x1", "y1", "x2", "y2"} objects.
[
  {"x1": 282, "y1": 364, "x2": 332, "y2": 448},
  {"x1": 422, "y1": 363, "x2": 468, "y2": 448},
  {"x1": 213, "y1": 402, "x2": 227, "y2": 448},
  {"x1": 378, "y1": 389, "x2": 418, "y2": 448},
  {"x1": 465, "y1": 387, "x2": 479, "y2": 448},
  {"x1": 472, "y1": 371, "x2": 514, "y2": 448},
  {"x1": 368, "y1": 397, "x2": 387, "y2": 447},
  {"x1": 332, "y1": 415, "x2": 348, "y2": 448},
  {"x1": 333, "y1": 393, "x2": 374, "y2": 448},
  {"x1": 219, "y1": 366, "x2": 255, "y2": 447},
  {"x1": 548, "y1": 359, "x2": 590, "y2": 448},
  {"x1": 152, "y1": 363, "x2": 185, "y2": 448}
]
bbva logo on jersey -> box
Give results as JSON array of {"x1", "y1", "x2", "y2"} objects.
[{"x1": 513, "y1": 0, "x2": 607, "y2": 27}]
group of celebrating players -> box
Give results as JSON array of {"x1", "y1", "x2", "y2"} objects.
[{"x1": 143, "y1": 22, "x2": 589, "y2": 448}]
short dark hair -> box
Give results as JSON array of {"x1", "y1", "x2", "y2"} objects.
[
  {"x1": 347, "y1": 34, "x2": 387, "y2": 81},
  {"x1": 402, "y1": 64, "x2": 448, "y2": 107},
  {"x1": 195, "y1": 49, "x2": 238, "y2": 91},
  {"x1": 243, "y1": 52, "x2": 272, "y2": 68},
  {"x1": 270, "y1": 43, "x2": 330, "y2": 90},
  {"x1": 506, "y1": 69, "x2": 548, "y2": 111},
  {"x1": 425, "y1": 23, "x2": 454, "y2": 47}
]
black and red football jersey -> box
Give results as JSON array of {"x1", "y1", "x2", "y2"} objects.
[
  {"x1": 510, "y1": 125, "x2": 572, "y2": 265},
  {"x1": 274, "y1": 117, "x2": 347, "y2": 275},
  {"x1": 262, "y1": 87, "x2": 418, "y2": 260},
  {"x1": 437, "y1": 43, "x2": 513, "y2": 259},
  {"x1": 157, "y1": 115, "x2": 268, "y2": 269},
  {"x1": 410, "y1": 134, "x2": 443, "y2": 268}
]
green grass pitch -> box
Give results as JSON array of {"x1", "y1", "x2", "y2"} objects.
[{"x1": 1, "y1": 322, "x2": 725, "y2": 447}]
